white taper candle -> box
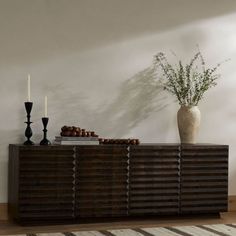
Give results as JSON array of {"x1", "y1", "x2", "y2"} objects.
[
  {"x1": 44, "y1": 96, "x2": 48, "y2": 117},
  {"x1": 27, "y1": 74, "x2": 31, "y2": 102}
]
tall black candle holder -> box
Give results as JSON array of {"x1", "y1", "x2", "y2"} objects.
[
  {"x1": 40, "y1": 117, "x2": 51, "y2": 145},
  {"x1": 24, "y1": 102, "x2": 34, "y2": 145}
]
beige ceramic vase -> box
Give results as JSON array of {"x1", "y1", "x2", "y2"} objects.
[{"x1": 177, "y1": 105, "x2": 201, "y2": 144}]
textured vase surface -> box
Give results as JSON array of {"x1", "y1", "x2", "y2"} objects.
[{"x1": 177, "y1": 105, "x2": 201, "y2": 144}]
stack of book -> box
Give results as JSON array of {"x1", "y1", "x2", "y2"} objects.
[{"x1": 54, "y1": 136, "x2": 99, "y2": 145}]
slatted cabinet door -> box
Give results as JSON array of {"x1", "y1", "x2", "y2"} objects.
[
  {"x1": 180, "y1": 144, "x2": 228, "y2": 214},
  {"x1": 129, "y1": 145, "x2": 180, "y2": 216},
  {"x1": 76, "y1": 145, "x2": 129, "y2": 217},
  {"x1": 17, "y1": 146, "x2": 75, "y2": 222}
]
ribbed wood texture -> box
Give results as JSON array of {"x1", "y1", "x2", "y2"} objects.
[
  {"x1": 129, "y1": 145, "x2": 180, "y2": 215},
  {"x1": 75, "y1": 145, "x2": 128, "y2": 217},
  {"x1": 18, "y1": 146, "x2": 75, "y2": 220},
  {"x1": 180, "y1": 144, "x2": 228, "y2": 214},
  {"x1": 8, "y1": 144, "x2": 228, "y2": 224}
]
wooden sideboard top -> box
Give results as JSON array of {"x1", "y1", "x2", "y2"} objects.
[{"x1": 9, "y1": 143, "x2": 228, "y2": 146}]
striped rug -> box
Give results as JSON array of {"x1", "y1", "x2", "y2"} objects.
[{"x1": 6, "y1": 224, "x2": 236, "y2": 236}]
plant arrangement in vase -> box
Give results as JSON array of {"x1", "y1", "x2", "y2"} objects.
[{"x1": 154, "y1": 49, "x2": 223, "y2": 143}]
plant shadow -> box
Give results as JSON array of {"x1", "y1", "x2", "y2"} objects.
[{"x1": 90, "y1": 66, "x2": 169, "y2": 137}]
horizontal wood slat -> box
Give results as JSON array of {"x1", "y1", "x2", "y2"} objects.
[
  {"x1": 130, "y1": 195, "x2": 179, "y2": 201},
  {"x1": 130, "y1": 208, "x2": 179, "y2": 215},
  {"x1": 17, "y1": 146, "x2": 75, "y2": 220},
  {"x1": 130, "y1": 189, "x2": 179, "y2": 195},
  {"x1": 19, "y1": 193, "x2": 73, "y2": 200},
  {"x1": 181, "y1": 200, "x2": 227, "y2": 206},
  {"x1": 19, "y1": 212, "x2": 74, "y2": 218},
  {"x1": 76, "y1": 146, "x2": 128, "y2": 217},
  {"x1": 129, "y1": 145, "x2": 180, "y2": 216},
  {"x1": 180, "y1": 145, "x2": 228, "y2": 215}
]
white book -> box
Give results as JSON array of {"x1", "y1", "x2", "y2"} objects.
[
  {"x1": 54, "y1": 140, "x2": 99, "y2": 145},
  {"x1": 55, "y1": 136, "x2": 99, "y2": 141}
]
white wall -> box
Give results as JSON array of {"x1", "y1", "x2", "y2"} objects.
[{"x1": 0, "y1": 0, "x2": 236, "y2": 202}]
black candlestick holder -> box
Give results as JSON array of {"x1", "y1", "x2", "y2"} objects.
[
  {"x1": 24, "y1": 102, "x2": 34, "y2": 145},
  {"x1": 40, "y1": 117, "x2": 51, "y2": 145}
]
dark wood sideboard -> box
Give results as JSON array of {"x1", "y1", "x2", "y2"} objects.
[{"x1": 8, "y1": 144, "x2": 228, "y2": 225}]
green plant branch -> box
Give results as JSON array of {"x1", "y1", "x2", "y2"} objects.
[{"x1": 154, "y1": 49, "x2": 223, "y2": 106}]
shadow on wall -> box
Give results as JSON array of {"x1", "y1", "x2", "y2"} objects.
[
  {"x1": 1, "y1": 65, "x2": 169, "y2": 144},
  {"x1": 50, "y1": 66, "x2": 169, "y2": 138},
  {"x1": 93, "y1": 66, "x2": 169, "y2": 137}
]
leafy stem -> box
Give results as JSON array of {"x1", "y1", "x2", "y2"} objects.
[{"x1": 154, "y1": 50, "x2": 223, "y2": 106}]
